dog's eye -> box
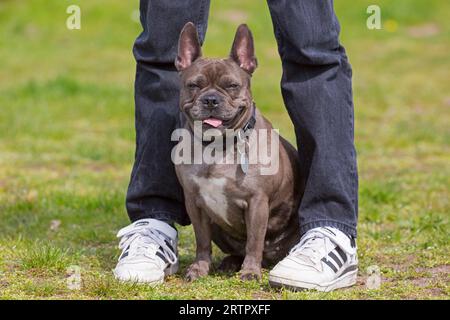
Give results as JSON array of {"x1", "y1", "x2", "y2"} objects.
[
  {"x1": 227, "y1": 83, "x2": 240, "y2": 90},
  {"x1": 187, "y1": 83, "x2": 199, "y2": 90}
]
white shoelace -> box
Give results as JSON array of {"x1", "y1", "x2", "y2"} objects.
[
  {"x1": 118, "y1": 228, "x2": 177, "y2": 265},
  {"x1": 289, "y1": 229, "x2": 339, "y2": 267}
]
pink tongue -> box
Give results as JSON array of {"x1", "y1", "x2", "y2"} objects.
[{"x1": 203, "y1": 118, "x2": 223, "y2": 128}]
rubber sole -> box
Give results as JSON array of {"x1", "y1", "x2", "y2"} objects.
[
  {"x1": 269, "y1": 268, "x2": 358, "y2": 292},
  {"x1": 165, "y1": 261, "x2": 179, "y2": 276},
  {"x1": 114, "y1": 261, "x2": 179, "y2": 285}
]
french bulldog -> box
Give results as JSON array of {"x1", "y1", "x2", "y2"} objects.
[{"x1": 174, "y1": 22, "x2": 304, "y2": 280}]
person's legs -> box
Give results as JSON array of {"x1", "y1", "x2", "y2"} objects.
[
  {"x1": 267, "y1": 0, "x2": 358, "y2": 237},
  {"x1": 127, "y1": 0, "x2": 211, "y2": 225},
  {"x1": 115, "y1": 0, "x2": 210, "y2": 283},
  {"x1": 267, "y1": 0, "x2": 358, "y2": 291}
]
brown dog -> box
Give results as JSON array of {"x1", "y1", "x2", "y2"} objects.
[{"x1": 174, "y1": 22, "x2": 303, "y2": 280}]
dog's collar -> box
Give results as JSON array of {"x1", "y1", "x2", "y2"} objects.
[
  {"x1": 242, "y1": 103, "x2": 256, "y2": 133},
  {"x1": 235, "y1": 104, "x2": 256, "y2": 174}
]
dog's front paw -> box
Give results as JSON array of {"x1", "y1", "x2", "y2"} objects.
[
  {"x1": 239, "y1": 267, "x2": 261, "y2": 281},
  {"x1": 185, "y1": 261, "x2": 210, "y2": 281}
]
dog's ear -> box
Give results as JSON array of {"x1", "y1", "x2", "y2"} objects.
[
  {"x1": 230, "y1": 24, "x2": 257, "y2": 74},
  {"x1": 175, "y1": 22, "x2": 202, "y2": 71}
]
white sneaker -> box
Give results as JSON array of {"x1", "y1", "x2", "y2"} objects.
[
  {"x1": 113, "y1": 218, "x2": 178, "y2": 284},
  {"x1": 269, "y1": 227, "x2": 358, "y2": 292}
]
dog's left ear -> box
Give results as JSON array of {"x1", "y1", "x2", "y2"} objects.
[{"x1": 230, "y1": 24, "x2": 257, "y2": 74}]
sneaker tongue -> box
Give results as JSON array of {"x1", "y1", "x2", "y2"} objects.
[
  {"x1": 292, "y1": 236, "x2": 328, "y2": 262},
  {"x1": 203, "y1": 118, "x2": 223, "y2": 128}
]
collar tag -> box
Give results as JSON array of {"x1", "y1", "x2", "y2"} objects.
[
  {"x1": 240, "y1": 152, "x2": 249, "y2": 174},
  {"x1": 237, "y1": 130, "x2": 249, "y2": 174}
]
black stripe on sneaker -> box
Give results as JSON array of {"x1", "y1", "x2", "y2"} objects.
[
  {"x1": 164, "y1": 240, "x2": 174, "y2": 253},
  {"x1": 119, "y1": 251, "x2": 128, "y2": 260},
  {"x1": 156, "y1": 251, "x2": 169, "y2": 264},
  {"x1": 335, "y1": 246, "x2": 348, "y2": 263},
  {"x1": 135, "y1": 221, "x2": 149, "y2": 227},
  {"x1": 322, "y1": 257, "x2": 338, "y2": 273},
  {"x1": 350, "y1": 237, "x2": 357, "y2": 248},
  {"x1": 329, "y1": 251, "x2": 343, "y2": 268},
  {"x1": 323, "y1": 227, "x2": 336, "y2": 236},
  {"x1": 119, "y1": 245, "x2": 130, "y2": 260},
  {"x1": 340, "y1": 265, "x2": 358, "y2": 276}
]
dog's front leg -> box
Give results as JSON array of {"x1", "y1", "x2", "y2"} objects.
[
  {"x1": 240, "y1": 193, "x2": 269, "y2": 281},
  {"x1": 184, "y1": 196, "x2": 212, "y2": 281}
]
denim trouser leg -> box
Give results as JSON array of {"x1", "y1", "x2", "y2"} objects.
[
  {"x1": 126, "y1": 0, "x2": 210, "y2": 225},
  {"x1": 267, "y1": 0, "x2": 358, "y2": 237}
]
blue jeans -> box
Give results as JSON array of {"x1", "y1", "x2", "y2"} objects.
[{"x1": 126, "y1": 0, "x2": 358, "y2": 238}]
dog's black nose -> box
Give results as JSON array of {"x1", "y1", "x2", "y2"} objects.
[{"x1": 201, "y1": 95, "x2": 220, "y2": 108}]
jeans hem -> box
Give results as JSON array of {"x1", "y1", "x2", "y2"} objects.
[
  {"x1": 130, "y1": 210, "x2": 190, "y2": 226},
  {"x1": 299, "y1": 220, "x2": 357, "y2": 238}
]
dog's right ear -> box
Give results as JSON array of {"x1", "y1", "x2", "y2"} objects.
[
  {"x1": 230, "y1": 24, "x2": 257, "y2": 74},
  {"x1": 175, "y1": 22, "x2": 202, "y2": 71}
]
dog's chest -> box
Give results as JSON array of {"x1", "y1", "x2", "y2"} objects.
[
  {"x1": 187, "y1": 172, "x2": 248, "y2": 232},
  {"x1": 192, "y1": 176, "x2": 229, "y2": 221}
]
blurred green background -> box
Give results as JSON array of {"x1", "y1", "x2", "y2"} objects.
[{"x1": 0, "y1": 0, "x2": 448, "y2": 299}]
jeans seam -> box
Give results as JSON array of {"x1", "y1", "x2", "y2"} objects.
[
  {"x1": 346, "y1": 60, "x2": 357, "y2": 212},
  {"x1": 268, "y1": 9, "x2": 285, "y2": 57},
  {"x1": 196, "y1": 0, "x2": 208, "y2": 44}
]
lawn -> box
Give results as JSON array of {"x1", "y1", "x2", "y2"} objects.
[{"x1": 0, "y1": 0, "x2": 449, "y2": 299}]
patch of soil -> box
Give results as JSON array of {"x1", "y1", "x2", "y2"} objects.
[
  {"x1": 0, "y1": 279, "x2": 9, "y2": 289},
  {"x1": 389, "y1": 264, "x2": 448, "y2": 297},
  {"x1": 416, "y1": 265, "x2": 450, "y2": 274}
]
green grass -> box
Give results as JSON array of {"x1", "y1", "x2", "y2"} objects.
[{"x1": 0, "y1": 0, "x2": 449, "y2": 299}]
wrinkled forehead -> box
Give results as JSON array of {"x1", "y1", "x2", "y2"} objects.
[{"x1": 182, "y1": 58, "x2": 246, "y2": 83}]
